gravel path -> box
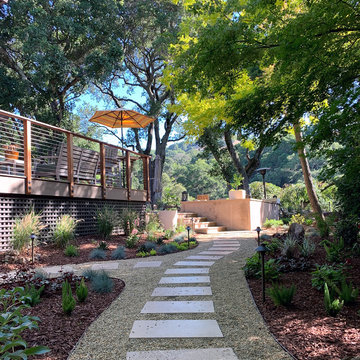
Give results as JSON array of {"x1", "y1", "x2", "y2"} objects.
[{"x1": 68, "y1": 232, "x2": 291, "y2": 360}]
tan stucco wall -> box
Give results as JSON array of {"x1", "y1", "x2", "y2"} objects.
[{"x1": 181, "y1": 198, "x2": 279, "y2": 231}]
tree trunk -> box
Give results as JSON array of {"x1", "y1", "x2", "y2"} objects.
[{"x1": 293, "y1": 120, "x2": 324, "y2": 220}]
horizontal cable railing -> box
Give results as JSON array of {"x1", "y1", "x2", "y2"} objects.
[{"x1": 0, "y1": 110, "x2": 150, "y2": 201}]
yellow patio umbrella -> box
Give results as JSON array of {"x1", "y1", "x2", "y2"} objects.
[{"x1": 89, "y1": 108, "x2": 155, "y2": 147}]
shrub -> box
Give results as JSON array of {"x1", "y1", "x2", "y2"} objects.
[
  {"x1": 138, "y1": 241, "x2": 156, "y2": 253},
  {"x1": 145, "y1": 212, "x2": 163, "y2": 233},
  {"x1": 264, "y1": 259, "x2": 280, "y2": 280},
  {"x1": 64, "y1": 244, "x2": 79, "y2": 257},
  {"x1": 111, "y1": 246, "x2": 126, "y2": 260},
  {"x1": 96, "y1": 206, "x2": 118, "y2": 239},
  {"x1": 243, "y1": 254, "x2": 261, "y2": 278},
  {"x1": 0, "y1": 287, "x2": 50, "y2": 358},
  {"x1": 281, "y1": 235, "x2": 299, "y2": 258},
  {"x1": 156, "y1": 237, "x2": 164, "y2": 245},
  {"x1": 147, "y1": 233, "x2": 157, "y2": 242},
  {"x1": 158, "y1": 243, "x2": 177, "y2": 254},
  {"x1": 24, "y1": 284, "x2": 45, "y2": 307},
  {"x1": 150, "y1": 249, "x2": 157, "y2": 256},
  {"x1": 12, "y1": 209, "x2": 45, "y2": 251},
  {"x1": 323, "y1": 237, "x2": 345, "y2": 263},
  {"x1": 98, "y1": 241, "x2": 109, "y2": 250},
  {"x1": 335, "y1": 217, "x2": 359, "y2": 246},
  {"x1": 89, "y1": 248, "x2": 107, "y2": 260},
  {"x1": 289, "y1": 214, "x2": 307, "y2": 226},
  {"x1": 62, "y1": 280, "x2": 76, "y2": 315},
  {"x1": 120, "y1": 209, "x2": 139, "y2": 236},
  {"x1": 82, "y1": 269, "x2": 98, "y2": 281},
  {"x1": 174, "y1": 234, "x2": 186, "y2": 243},
  {"x1": 91, "y1": 271, "x2": 114, "y2": 293},
  {"x1": 53, "y1": 215, "x2": 78, "y2": 248},
  {"x1": 260, "y1": 234, "x2": 272, "y2": 242},
  {"x1": 263, "y1": 218, "x2": 283, "y2": 229},
  {"x1": 262, "y1": 238, "x2": 281, "y2": 254},
  {"x1": 301, "y1": 237, "x2": 316, "y2": 257},
  {"x1": 76, "y1": 278, "x2": 88, "y2": 303},
  {"x1": 164, "y1": 229, "x2": 175, "y2": 240},
  {"x1": 324, "y1": 283, "x2": 343, "y2": 317},
  {"x1": 311, "y1": 264, "x2": 345, "y2": 291},
  {"x1": 126, "y1": 231, "x2": 139, "y2": 248},
  {"x1": 176, "y1": 224, "x2": 186, "y2": 233},
  {"x1": 267, "y1": 283, "x2": 296, "y2": 307}
]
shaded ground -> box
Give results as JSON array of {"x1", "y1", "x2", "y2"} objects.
[{"x1": 247, "y1": 235, "x2": 360, "y2": 360}]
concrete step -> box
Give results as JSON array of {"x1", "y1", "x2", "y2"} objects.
[
  {"x1": 178, "y1": 212, "x2": 198, "y2": 218},
  {"x1": 192, "y1": 217, "x2": 208, "y2": 222},
  {"x1": 194, "y1": 221, "x2": 217, "y2": 229},
  {"x1": 196, "y1": 226, "x2": 227, "y2": 234}
]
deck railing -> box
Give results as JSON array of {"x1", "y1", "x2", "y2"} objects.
[{"x1": 0, "y1": 109, "x2": 150, "y2": 201}]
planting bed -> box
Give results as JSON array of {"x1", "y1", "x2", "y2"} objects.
[{"x1": 247, "y1": 234, "x2": 360, "y2": 360}]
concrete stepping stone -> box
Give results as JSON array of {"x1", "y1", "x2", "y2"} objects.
[
  {"x1": 152, "y1": 286, "x2": 212, "y2": 297},
  {"x1": 134, "y1": 261, "x2": 162, "y2": 268},
  {"x1": 213, "y1": 241, "x2": 239, "y2": 244},
  {"x1": 129, "y1": 320, "x2": 223, "y2": 338},
  {"x1": 186, "y1": 255, "x2": 223, "y2": 260},
  {"x1": 165, "y1": 268, "x2": 209, "y2": 274},
  {"x1": 174, "y1": 261, "x2": 214, "y2": 266},
  {"x1": 127, "y1": 348, "x2": 238, "y2": 360},
  {"x1": 159, "y1": 276, "x2": 210, "y2": 284},
  {"x1": 43, "y1": 265, "x2": 73, "y2": 276},
  {"x1": 209, "y1": 247, "x2": 239, "y2": 251},
  {"x1": 212, "y1": 244, "x2": 240, "y2": 247},
  {"x1": 91, "y1": 262, "x2": 118, "y2": 270},
  {"x1": 141, "y1": 300, "x2": 214, "y2": 313},
  {"x1": 199, "y1": 251, "x2": 233, "y2": 255}
]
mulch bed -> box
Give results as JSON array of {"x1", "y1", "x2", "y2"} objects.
[
  {"x1": 22, "y1": 278, "x2": 125, "y2": 360},
  {"x1": 247, "y1": 234, "x2": 360, "y2": 360},
  {"x1": 0, "y1": 233, "x2": 186, "y2": 273}
]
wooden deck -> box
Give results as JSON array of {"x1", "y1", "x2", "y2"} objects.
[{"x1": 0, "y1": 109, "x2": 150, "y2": 202}]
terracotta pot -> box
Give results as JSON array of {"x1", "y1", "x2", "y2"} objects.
[
  {"x1": 229, "y1": 189, "x2": 246, "y2": 200},
  {"x1": 4, "y1": 150, "x2": 19, "y2": 160}
]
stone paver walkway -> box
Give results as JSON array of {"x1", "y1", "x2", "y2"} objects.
[{"x1": 2, "y1": 231, "x2": 291, "y2": 359}]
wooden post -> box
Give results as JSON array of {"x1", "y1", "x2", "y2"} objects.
[
  {"x1": 126, "y1": 150, "x2": 131, "y2": 201},
  {"x1": 67, "y1": 133, "x2": 74, "y2": 197},
  {"x1": 100, "y1": 143, "x2": 106, "y2": 199},
  {"x1": 142, "y1": 156, "x2": 150, "y2": 202},
  {"x1": 23, "y1": 119, "x2": 32, "y2": 195}
]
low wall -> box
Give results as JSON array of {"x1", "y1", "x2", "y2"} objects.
[
  {"x1": 181, "y1": 198, "x2": 279, "y2": 231},
  {"x1": 0, "y1": 195, "x2": 146, "y2": 252}
]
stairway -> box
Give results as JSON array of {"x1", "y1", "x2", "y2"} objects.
[{"x1": 178, "y1": 212, "x2": 227, "y2": 234}]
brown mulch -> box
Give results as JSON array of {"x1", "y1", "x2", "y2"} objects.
[
  {"x1": 0, "y1": 234, "x2": 173, "y2": 273},
  {"x1": 247, "y1": 236, "x2": 360, "y2": 360},
  {"x1": 22, "y1": 278, "x2": 125, "y2": 360}
]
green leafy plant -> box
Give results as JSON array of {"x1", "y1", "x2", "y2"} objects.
[
  {"x1": 315, "y1": 214, "x2": 329, "y2": 238},
  {"x1": 96, "y1": 206, "x2": 118, "y2": 239},
  {"x1": 145, "y1": 212, "x2": 163, "y2": 234},
  {"x1": 150, "y1": 249, "x2": 157, "y2": 256},
  {"x1": 267, "y1": 283, "x2": 296, "y2": 307},
  {"x1": 98, "y1": 241, "x2": 109, "y2": 250},
  {"x1": 335, "y1": 217, "x2": 359, "y2": 246},
  {"x1": 262, "y1": 238, "x2": 281, "y2": 254},
  {"x1": 90, "y1": 271, "x2": 114, "y2": 294},
  {"x1": 164, "y1": 229, "x2": 175, "y2": 239},
  {"x1": 329, "y1": 280, "x2": 359, "y2": 305},
  {"x1": 324, "y1": 283, "x2": 343, "y2": 317},
  {"x1": 289, "y1": 214, "x2": 307, "y2": 225},
  {"x1": 12, "y1": 208, "x2": 45, "y2": 251},
  {"x1": 263, "y1": 218, "x2": 283, "y2": 229},
  {"x1": 64, "y1": 244, "x2": 79, "y2": 257},
  {"x1": 301, "y1": 237, "x2": 316, "y2": 257},
  {"x1": 125, "y1": 231, "x2": 139, "y2": 249},
  {"x1": 111, "y1": 246, "x2": 126, "y2": 260},
  {"x1": 243, "y1": 254, "x2": 261, "y2": 278},
  {"x1": 89, "y1": 248, "x2": 107, "y2": 260},
  {"x1": 120, "y1": 208, "x2": 139, "y2": 236},
  {"x1": 62, "y1": 280, "x2": 76, "y2": 315},
  {"x1": 24, "y1": 284, "x2": 45, "y2": 307},
  {"x1": 136, "y1": 251, "x2": 150, "y2": 257},
  {"x1": 0, "y1": 287, "x2": 50, "y2": 359},
  {"x1": 311, "y1": 264, "x2": 345, "y2": 291},
  {"x1": 137, "y1": 241, "x2": 156, "y2": 253},
  {"x1": 76, "y1": 278, "x2": 88, "y2": 303},
  {"x1": 175, "y1": 224, "x2": 186, "y2": 233},
  {"x1": 281, "y1": 235, "x2": 299, "y2": 258},
  {"x1": 323, "y1": 237, "x2": 345, "y2": 263},
  {"x1": 264, "y1": 259, "x2": 280, "y2": 280},
  {"x1": 53, "y1": 214, "x2": 79, "y2": 248}
]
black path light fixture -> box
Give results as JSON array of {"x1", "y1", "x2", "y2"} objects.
[
  {"x1": 256, "y1": 226, "x2": 261, "y2": 245},
  {"x1": 255, "y1": 243, "x2": 268, "y2": 303},
  {"x1": 30, "y1": 233, "x2": 36, "y2": 264},
  {"x1": 186, "y1": 225, "x2": 191, "y2": 248},
  {"x1": 182, "y1": 191, "x2": 188, "y2": 202},
  {"x1": 256, "y1": 168, "x2": 271, "y2": 199}
]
